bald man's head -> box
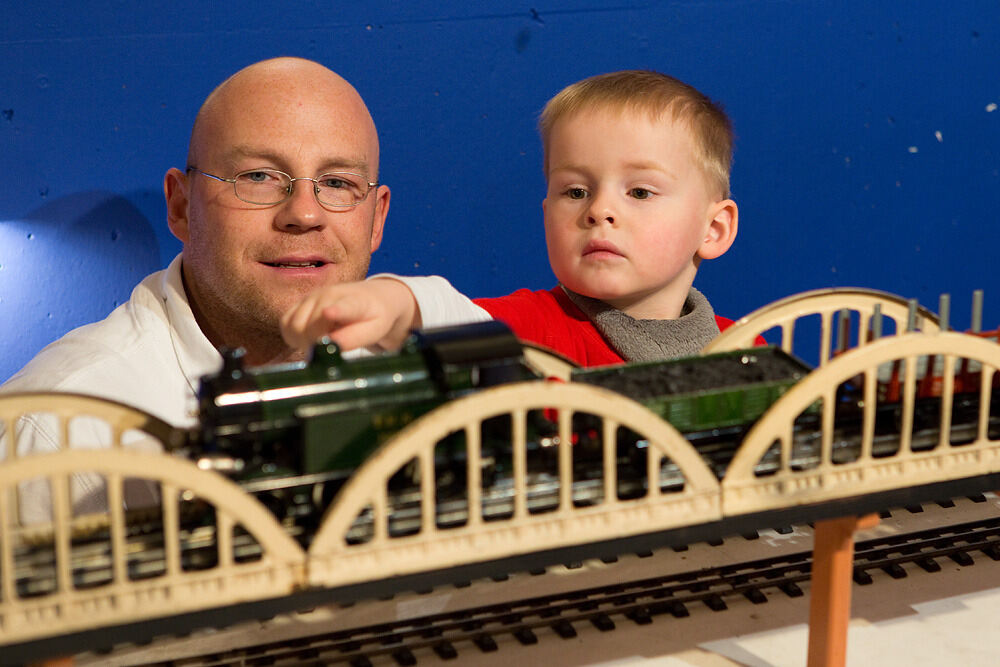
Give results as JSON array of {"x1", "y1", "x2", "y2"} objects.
[
  {"x1": 187, "y1": 57, "x2": 381, "y2": 179},
  {"x1": 165, "y1": 57, "x2": 390, "y2": 365}
]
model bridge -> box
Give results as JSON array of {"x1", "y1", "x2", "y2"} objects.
[{"x1": 1, "y1": 288, "x2": 999, "y2": 666}]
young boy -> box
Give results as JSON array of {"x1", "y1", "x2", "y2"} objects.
[{"x1": 282, "y1": 70, "x2": 743, "y2": 366}]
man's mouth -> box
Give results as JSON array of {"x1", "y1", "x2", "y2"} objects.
[{"x1": 264, "y1": 260, "x2": 326, "y2": 268}]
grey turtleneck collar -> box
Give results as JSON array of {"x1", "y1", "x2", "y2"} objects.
[{"x1": 563, "y1": 286, "x2": 720, "y2": 362}]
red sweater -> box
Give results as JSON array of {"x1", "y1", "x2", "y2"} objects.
[{"x1": 474, "y1": 287, "x2": 746, "y2": 367}]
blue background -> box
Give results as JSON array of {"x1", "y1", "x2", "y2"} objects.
[{"x1": 2, "y1": 2, "x2": 998, "y2": 381}]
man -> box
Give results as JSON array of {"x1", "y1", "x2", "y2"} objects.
[
  {"x1": 1, "y1": 57, "x2": 485, "y2": 520},
  {"x1": 2, "y1": 57, "x2": 483, "y2": 423}
]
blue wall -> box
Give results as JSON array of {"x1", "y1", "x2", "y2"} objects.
[{"x1": 2, "y1": 2, "x2": 998, "y2": 380}]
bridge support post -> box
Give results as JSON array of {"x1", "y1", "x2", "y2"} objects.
[{"x1": 806, "y1": 513, "x2": 879, "y2": 667}]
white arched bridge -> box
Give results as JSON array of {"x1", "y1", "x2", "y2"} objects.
[{"x1": 1, "y1": 289, "x2": 998, "y2": 662}]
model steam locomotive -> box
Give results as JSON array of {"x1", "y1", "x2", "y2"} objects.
[
  {"x1": 186, "y1": 321, "x2": 812, "y2": 528},
  {"x1": 182, "y1": 318, "x2": 998, "y2": 537}
]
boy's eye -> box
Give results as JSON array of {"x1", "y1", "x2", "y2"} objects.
[
  {"x1": 566, "y1": 188, "x2": 588, "y2": 200},
  {"x1": 629, "y1": 188, "x2": 652, "y2": 200}
]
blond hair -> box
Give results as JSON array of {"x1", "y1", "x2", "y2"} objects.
[{"x1": 540, "y1": 70, "x2": 733, "y2": 199}]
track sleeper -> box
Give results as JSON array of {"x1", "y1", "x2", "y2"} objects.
[
  {"x1": 626, "y1": 606, "x2": 654, "y2": 624},
  {"x1": 704, "y1": 595, "x2": 728, "y2": 611},
  {"x1": 432, "y1": 641, "x2": 458, "y2": 660},
  {"x1": 591, "y1": 613, "x2": 616, "y2": 632},
  {"x1": 917, "y1": 558, "x2": 941, "y2": 572},
  {"x1": 552, "y1": 619, "x2": 577, "y2": 638},
  {"x1": 668, "y1": 601, "x2": 689, "y2": 618},
  {"x1": 950, "y1": 551, "x2": 975, "y2": 566},
  {"x1": 981, "y1": 544, "x2": 1000, "y2": 560},
  {"x1": 473, "y1": 634, "x2": 498, "y2": 652},
  {"x1": 391, "y1": 648, "x2": 417, "y2": 666},
  {"x1": 779, "y1": 581, "x2": 804, "y2": 597},
  {"x1": 513, "y1": 627, "x2": 538, "y2": 645},
  {"x1": 882, "y1": 563, "x2": 908, "y2": 579}
]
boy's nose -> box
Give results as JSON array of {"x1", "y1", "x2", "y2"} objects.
[
  {"x1": 586, "y1": 204, "x2": 616, "y2": 226},
  {"x1": 586, "y1": 192, "x2": 616, "y2": 225}
]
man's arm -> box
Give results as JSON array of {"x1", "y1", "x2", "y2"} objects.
[{"x1": 281, "y1": 275, "x2": 491, "y2": 353}]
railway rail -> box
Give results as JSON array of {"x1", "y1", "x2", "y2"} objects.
[{"x1": 104, "y1": 509, "x2": 1000, "y2": 667}]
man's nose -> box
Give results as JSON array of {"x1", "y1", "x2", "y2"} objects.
[{"x1": 274, "y1": 178, "x2": 325, "y2": 231}]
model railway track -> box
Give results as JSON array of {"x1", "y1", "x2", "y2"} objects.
[{"x1": 128, "y1": 513, "x2": 1000, "y2": 667}]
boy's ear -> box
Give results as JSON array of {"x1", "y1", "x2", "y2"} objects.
[
  {"x1": 697, "y1": 199, "x2": 738, "y2": 261},
  {"x1": 164, "y1": 167, "x2": 191, "y2": 243}
]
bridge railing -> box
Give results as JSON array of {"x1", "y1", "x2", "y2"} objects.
[
  {"x1": 722, "y1": 332, "x2": 1000, "y2": 516},
  {"x1": 704, "y1": 288, "x2": 940, "y2": 365},
  {"x1": 308, "y1": 381, "x2": 721, "y2": 588},
  {"x1": 0, "y1": 394, "x2": 305, "y2": 646}
]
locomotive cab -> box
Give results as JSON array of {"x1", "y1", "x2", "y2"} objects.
[{"x1": 412, "y1": 319, "x2": 540, "y2": 393}]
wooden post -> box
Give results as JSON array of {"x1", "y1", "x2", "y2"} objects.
[{"x1": 807, "y1": 513, "x2": 879, "y2": 667}]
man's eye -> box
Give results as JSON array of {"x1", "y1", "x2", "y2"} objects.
[
  {"x1": 239, "y1": 171, "x2": 279, "y2": 184},
  {"x1": 566, "y1": 188, "x2": 588, "y2": 200},
  {"x1": 319, "y1": 174, "x2": 365, "y2": 192},
  {"x1": 629, "y1": 188, "x2": 652, "y2": 200}
]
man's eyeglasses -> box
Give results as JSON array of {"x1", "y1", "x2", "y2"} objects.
[{"x1": 186, "y1": 167, "x2": 377, "y2": 209}]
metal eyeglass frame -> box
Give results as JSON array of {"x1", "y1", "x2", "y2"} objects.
[{"x1": 186, "y1": 166, "x2": 378, "y2": 209}]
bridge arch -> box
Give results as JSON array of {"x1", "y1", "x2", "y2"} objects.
[
  {"x1": 0, "y1": 391, "x2": 181, "y2": 455},
  {"x1": 0, "y1": 393, "x2": 304, "y2": 646},
  {"x1": 722, "y1": 332, "x2": 1000, "y2": 516},
  {"x1": 309, "y1": 381, "x2": 719, "y2": 588},
  {"x1": 703, "y1": 288, "x2": 939, "y2": 365}
]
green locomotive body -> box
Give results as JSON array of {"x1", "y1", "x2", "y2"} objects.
[{"x1": 196, "y1": 321, "x2": 539, "y2": 479}]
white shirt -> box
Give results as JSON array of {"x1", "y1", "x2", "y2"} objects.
[
  {"x1": 1, "y1": 254, "x2": 489, "y2": 427},
  {"x1": 0, "y1": 254, "x2": 488, "y2": 521}
]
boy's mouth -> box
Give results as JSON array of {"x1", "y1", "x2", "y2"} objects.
[{"x1": 582, "y1": 240, "x2": 624, "y2": 258}]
